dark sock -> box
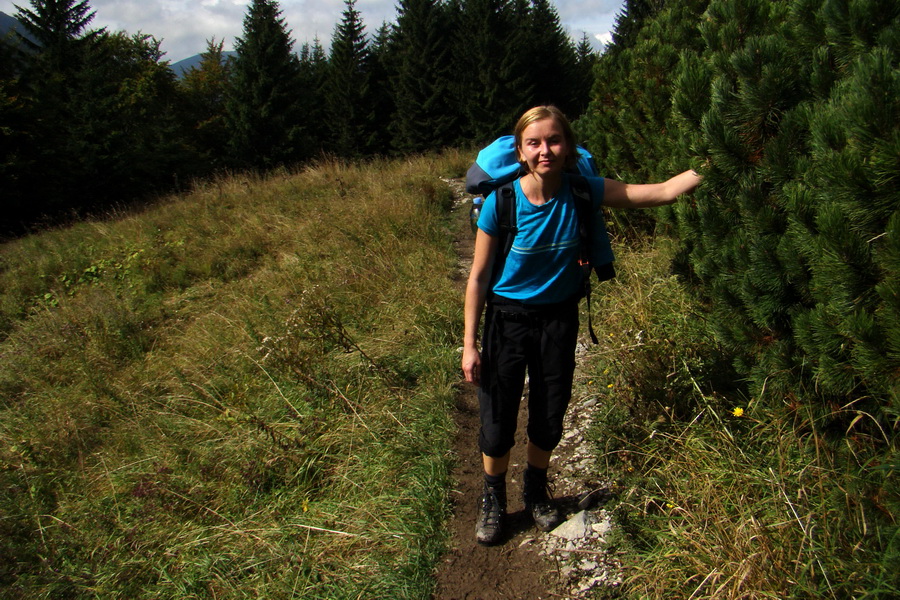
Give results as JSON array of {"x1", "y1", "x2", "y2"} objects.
[
  {"x1": 525, "y1": 464, "x2": 548, "y2": 480},
  {"x1": 484, "y1": 472, "x2": 506, "y2": 488}
]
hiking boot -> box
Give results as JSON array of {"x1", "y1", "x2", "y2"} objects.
[
  {"x1": 475, "y1": 481, "x2": 506, "y2": 545},
  {"x1": 523, "y1": 469, "x2": 561, "y2": 532}
]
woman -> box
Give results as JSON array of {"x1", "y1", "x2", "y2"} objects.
[{"x1": 462, "y1": 106, "x2": 700, "y2": 545}]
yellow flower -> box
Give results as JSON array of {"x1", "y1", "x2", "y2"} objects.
[
  {"x1": 732, "y1": 407, "x2": 744, "y2": 417},
  {"x1": 607, "y1": 383, "x2": 614, "y2": 389}
]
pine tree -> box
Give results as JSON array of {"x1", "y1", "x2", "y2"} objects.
[
  {"x1": 325, "y1": 0, "x2": 374, "y2": 158},
  {"x1": 670, "y1": 0, "x2": 899, "y2": 419},
  {"x1": 179, "y1": 38, "x2": 233, "y2": 171},
  {"x1": 13, "y1": 0, "x2": 103, "y2": 73},
  {"x1": 225, "y1": 0, "x2": 304, "y2": 170},
  {"x1": 74, "y1": 31, "x2": 185, "y2": 200},
  {"x1": 572, "y1": 33, "x2": 597, "y2": 118},
  {"x1": 0, "y1": 56, "x2": 32, "y2": 234},
  {"x1": 11, "y1": 0, "x2": 106, "y2": 215},
  {"x1": 579, "y1": 0, "x2": 707, "y2": 183},
  {"x1": 368, "y1": 23, "x2": 398, "y2": 153},
  {"x1": 296, "y1": 37, "x2": 328, "y2": 156},
  {"x1": 526, "y1": 0, "x2": 581, "y2": 117},
  {"x1": 452, "y1": 0, "x2": 533, "y2": 141},
  {"x1": 390, "y1": 0, "x2": 456, "y2": 153}
]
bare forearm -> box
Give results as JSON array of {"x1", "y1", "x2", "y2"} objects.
[
  {"x1": 663, "y1": 169, "x2": 702, "y2": 200},
  {"x1": 604, "y1": 169, "x2": 701, "y2": 208},
  {"x1": 464, "y1": 276, "x2": 487, "y2": 349}
]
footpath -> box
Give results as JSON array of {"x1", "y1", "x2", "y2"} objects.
[{"x1": 430, "y1": 179, "x2": 623, "y2": 600}]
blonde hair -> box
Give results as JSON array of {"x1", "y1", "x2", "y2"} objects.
[{"x1": 513, "y1": 106, "x2": 578, "y2": 171}]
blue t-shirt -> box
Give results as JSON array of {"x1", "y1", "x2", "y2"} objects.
[{"x1": 477, "y1": 174, "x2": 613, "y2": 304}]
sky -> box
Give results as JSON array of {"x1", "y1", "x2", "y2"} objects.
[{"x1": 0, "y1": 0, "x2": 624, "y2": 63}]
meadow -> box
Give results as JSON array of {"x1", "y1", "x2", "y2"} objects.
[
  {"x1": 0, "y1": 154, "x2": 469, "y2": 598},
  {"x1": 1, "y1": 151, "x2": 895, "y2": 599}
]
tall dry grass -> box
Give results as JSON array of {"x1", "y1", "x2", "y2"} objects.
[{"x1": 0, "y1": 151, "x2": 471, "y2": 598}]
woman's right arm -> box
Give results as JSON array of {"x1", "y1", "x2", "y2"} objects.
[{"x1": 462, "y1": 229, "x2": 498, "y2": 385}]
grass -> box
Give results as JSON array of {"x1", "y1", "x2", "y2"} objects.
[
  {"x1": 3, "y1": 151, "x2": 896, "y2": 599},
  {"x1": 578, "y1": 235, "x2": 899, "y2": 599},
  {"x1": 0, "y1": 152, "x2": 471, "y2": 598}
]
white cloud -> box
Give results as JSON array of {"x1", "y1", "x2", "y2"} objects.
[
  {"x1": 0, "y1": 0, "x2": 624, "y2": 62},
  {"x1": 595, "y1": 31, "x2": 613, "y2": 47}
]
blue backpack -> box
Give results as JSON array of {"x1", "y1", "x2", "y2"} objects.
[{"x1": 465, "y1": 135, "x2": 615, "y2": 343}]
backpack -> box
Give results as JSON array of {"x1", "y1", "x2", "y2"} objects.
[{"x1": 465, "y1": 136, "x2": 616, "y2": 344}]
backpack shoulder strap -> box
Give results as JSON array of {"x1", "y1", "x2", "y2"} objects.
[
  {"x1": 496, "y1": 182, "x2": 518, "y2": 258},
  {"x1": 568, "y1": 174, "x2": 593, "y2": 266},
  {"x1": 568, "y1": 174, "x2": 600, "y2": 344}
]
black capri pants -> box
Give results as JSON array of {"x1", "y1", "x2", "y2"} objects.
[{"x1": 478, "y1": 294, "x2": 579, "y2": 457}]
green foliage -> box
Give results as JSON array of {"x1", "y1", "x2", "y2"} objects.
[
  {"x1": 664, "y1": 0, "x2": 900, "y2": 428},
  {"x1": 449, "y1": 0, "x2": 535, "y2": 141},
  {"x1": 390, "y1": 0, "x2": 456, "y2": 153},
  {"x1": 179, "y1": 38, "x2": 233, "y2": 172},
  {"x1": 325, "y1": 0, "x2": 376, "y2": 158},
  {"x1": 576, "y1": 0, "x2": 708, "y2": 240},
  {"x1": 573, "y1": 0, "x2": 899, "y2": 596},
  {"x1": 581, "y1": 239, "x2": 899, "y2": 599},
  {"x1": 526, "y1": 0, "x2": 583, "y2": 117},
  {"x1": 2, "y1": 0, "x2": 597, "y2": 229},
  {"x1": 225, "y1": 0, "x2": 305, "y2": 170}
]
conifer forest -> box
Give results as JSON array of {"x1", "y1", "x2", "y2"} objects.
[{"x1": 0, "y1": 0, "x2": 596, "y2": 230}]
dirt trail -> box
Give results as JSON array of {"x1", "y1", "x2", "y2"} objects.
[{"x1": 432, "y1": 180, "x2": 621, "y2": 600}]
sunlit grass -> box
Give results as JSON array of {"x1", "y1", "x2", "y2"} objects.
[
  {"x1": 579, "y1": 237, "x2": 899, "y2": 599},
  {"x1": 0, "y1": 151, "x2": 470, "y2": 598}
]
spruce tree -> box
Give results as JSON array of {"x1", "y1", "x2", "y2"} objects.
[
  {"x1": 452, "y1": 0, "x2": 533, "y2": 141},
  {"x1": 572, "y1": 33, "x2": 597, "y2": 118},
  {"x1": 325, "y1": 0, "x2": 374, "y2": 158},
  {"x1": 296, "y1": 37, "x2": 328, "y2": 157},
  {"x1": 11, "y1": 0, "x2": 106, "y2": 216},
  {"x1": 390, "y1": 0, "x2": 456, "y2": 153},
  {"x1": 0, "y1": 53, "x2": 32, "y2": 233},
  {"x1": 13, "y1": 0, "x2": 102, "y2": 73},
  {"x1": 526, "y1": 0, "x2": 581, "y2": 118},
  {"x1": 368, "y1": 23, "x2": 398, "y2": 153},
  {"x1": 74, "y1": 31, "x2": 185, "y2": 201},
  {"x1": 225, "y1": 0, "x2": 304, "y2": 170}
]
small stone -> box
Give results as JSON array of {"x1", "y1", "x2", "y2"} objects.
[
  {"x1": 550, "y1": 510, "x2": 593, "y2": 540},
  {"x1": 591, "y1": 517, "x2": 612, "y2": 536},
  {"x1": 579, "y1": 559, "x2": 598, "y2": 571}
]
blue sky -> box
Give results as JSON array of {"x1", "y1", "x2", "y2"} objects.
[{"x1": 1, "y1": 0, "x2": 624, "y2": 63}]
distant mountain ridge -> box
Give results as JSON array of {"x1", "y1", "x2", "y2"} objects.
[
  {"x1": 0, "y1": 10, "x2": 37, "y2": 45},
  {"x1": 170, "y1": 51, "x2": 236, "y2": 77},
  {"x1": 1, "y1": 11, "x2": 229, "y2": 78}
]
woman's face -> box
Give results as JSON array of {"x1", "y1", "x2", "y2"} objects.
[{"x1": 517, "y1": 117, "x2": 571, "y2": 177}]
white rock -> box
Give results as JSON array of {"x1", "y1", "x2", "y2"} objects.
[
  {"x1": 550, "y1": 510, "x2": 593, "y2": 540},
  {"x1": 591, "y1": 517, "x2": 612, "y2": 536}
]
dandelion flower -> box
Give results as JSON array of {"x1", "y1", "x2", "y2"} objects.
[
  {"x1": 607, "y1": 383, "x2": 614, "y2": 389},
  {"x1": 732, "y1": 407, "x2": 744, "y2": 417}
]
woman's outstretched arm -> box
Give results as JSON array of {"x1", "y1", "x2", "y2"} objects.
[{"x1": 603, "y1": 169, "x2": 701, "y2": 209}]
